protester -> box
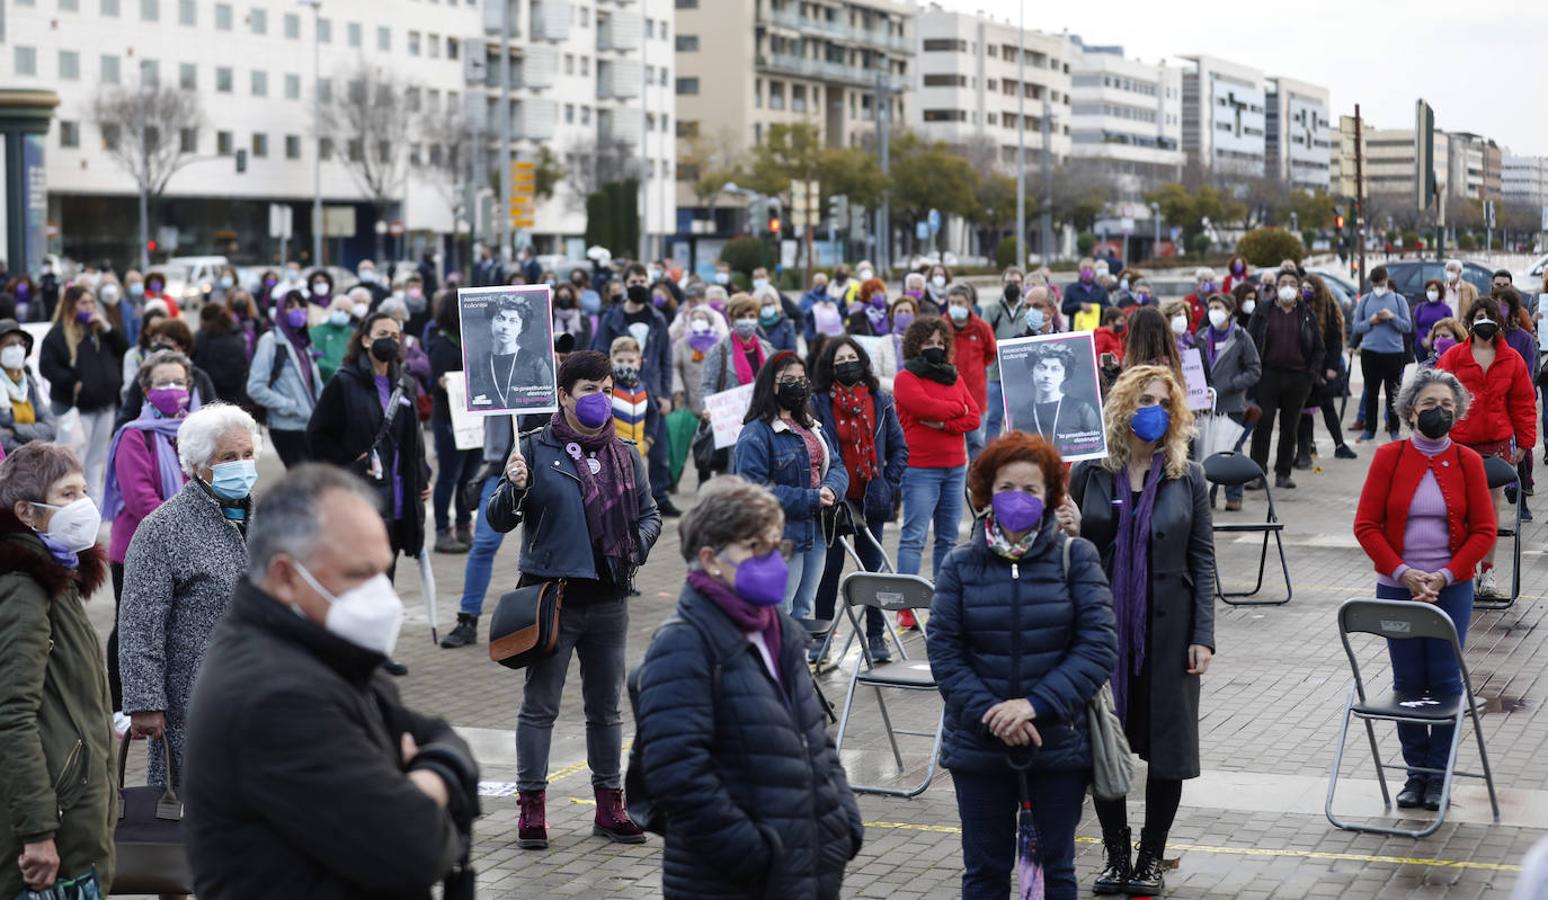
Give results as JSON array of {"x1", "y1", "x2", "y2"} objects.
[
  {"x1": 1095, "y1": 307, "x2": 1127, "y2": 364},
  {"x1": 378, "y1": 296, "x2": 434, "y2": 396},
  {"x1": 1494, "y1": 287, "x2": 1539, "y2": 519},
  {"x1": 1422, "y1": 317, "x2": 1467, "y2": 366},
  {"x1": 1160, "y1": 299, "x2": 1195, "y2": 351},
  {"x1": 116, "y1": 317, "x2": 218, "y2": 431},
  {"x1": 0, "y1": 318, "x2": 57, "y2": 454},
  {"x1": 671, "y1": 305, "x2": 718, "y2": 417},
  {"x1": 931, "y1": 432, "x2": 1117, "y2": 899},
  {"x1": 1297, "y1": 275, "x2": 1357, "y2": 467},
  {"x1": 752, "y1": 284, "x2": 797, "y2": 352},
  {"x1": 592, "y1": 263, "x2": 678, "y2": 517},
  {"x1": 894, "y1": 317, "x2": 980, "y2": 585},
  {"x1": 846, "y1": 278, "x2": 890, "y2": 336},
  {"x1": 669, "y1": 283, "x2": 729, "y2": 342},
  {"x1": 1196, "y1": 294, "x2": 1262, "y2": 511},
  {"x1": 1353, "y1": 367, "x2": 1495, "y2": 812},
  {"x1": 701, "y1": 293, "x2": 775, "y2": 406},
  {"x1": 1435, "y1": 298, "x2": 1536, "y2": 599},
  {"x1": 945, "y1": 284, "x2": 997, "y2": 461},
  {"x1": 1112, "y1": 307, "x2": 1185, "y2": 396},
  {"x1": 805, "y1": 273, "x2": 847, "y2": 341},
  {"x1": 193, "y1": 301, "x2": 251, "y2": 406},
  {"x1": 979, "y1": 269, "x2": 1025, "y2": 443},
  {"x1": 119, "y1": 403, "x2": 259, "y2": 787},
  {"x1": 428, "y1": 291, "x2": 480, "y2": 553},
  {"x1": 141, "y1": 271, "x2": 181, "y2": 318},
  {"x1": 310, "y1": 292, "x2": 360, "y2": 383},
  {"x1": 1246, "y1": 268, "x2": 1323, "y2": 489},
  {"x1": 609, "y1": 336, "x2": 652, "y2": 452},
  {"x1": 247, "y1": 290, "x2": 324, "y2": 468},
  {"x1": 0, "y1": 443, "x2": 116, "y2": 899},
  {"x1": 1066, "y1": 365, "x2": 1215, "y2": 897},
  {"x1": 39, "y1": 284, "x2": 128, "y2": 498},
  {"x1": 1221, "y1": 255, "x2": 1251, "y2": 294},
  {"x1": 183, "y1": 464, "x2": 477, "y2": 897},
  {"x1": 486, "y1": 350, "x2": 662, "y2": 849},
  {"x1": 1181, "y1": 267, "x2": 1216, "y2": 331},
  {"x1": 1350, "y1": 266, "x2": 1414, "y2": 444},
  {"x1": 1063, "y1": 258, "x2": 1108, "y2": 322},
  {"x1": 120, "y1": 306, "x2": 166, "y2": 402},
  {"x1": 810, "y1": 337, "x2": 908, "y2": 663},
  {"x1": 632, "y1": 476, "x2": 864, "y2": 898},
  {"x1": 925, "y1": 262, "x2": 952, "y2": 312},
  {"x1": 1415, "y1": 278, "x2": 1450, "y2": 348}
]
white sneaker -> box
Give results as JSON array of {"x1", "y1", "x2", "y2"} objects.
[
  {"x1": 1477, "y1": 568, "x2": 1501, "y2": 599},
  {"x1": 112, "y1": 711, "x2": 130, "y2": 739}
]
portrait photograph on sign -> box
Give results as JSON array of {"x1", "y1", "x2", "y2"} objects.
[
  {"x1": 997, "y1": 331, "x2": 1108, "y2": 462},
  {"x1": 457, "y1": 284, "x2": 558, "y2": 415}
]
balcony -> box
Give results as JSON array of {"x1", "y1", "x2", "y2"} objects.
[
  {"x1": 517, "y1": 97, "x2": 558, "y2": 141},
  {"x1": 522, "y1": 44, "x2": 557, "y2": 90},
  {"x1": 597, "y1": 9, "x2": 642, "y2": 52},
  {"x1": 596, "y1": 58, "x2": 642, "y2": 100},
  {"x1": 758, "y1": 53, "x2": 907, "y2": 92},
  {"x1": 481, "y1": 0, "x2": 521, "y2": 37},
  {"x1": 530, "y1": 0, "x2": 571, "y2": 42},
  {"x1": 597, "y1": 109, "x2": 640, "y2": 147},
  {"x1": 762, "y1": 7, "x2": 912, "y2": 55}
]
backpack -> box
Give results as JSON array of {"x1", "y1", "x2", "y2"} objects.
[{"x1": 624, "y1": 613, "x2": 725, "y2": 835}]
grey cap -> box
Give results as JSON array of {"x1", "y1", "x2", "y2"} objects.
[{"x1": 0, "y1": 318, "x2": 30, "y2": 354}]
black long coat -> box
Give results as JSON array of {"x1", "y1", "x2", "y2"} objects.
[{"x1": 1068, "y1": 459, "x2": 1216, "y2": 780}]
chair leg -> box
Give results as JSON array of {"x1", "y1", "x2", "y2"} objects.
[
  {"x1": 1362, "y1": 717, "x2": 1391, "y2": 807},
  {"x1": 1220, "y1": 527, "x2": 1293, "y2": 606},
  {"x1": 834, "y1": 666, "x2": 863, "y2": 754},
  {"x1": 873, "y1": 687, "x2": 905, "y2": 769},
  {"x1": 1467, "y1": 700, "x2": 1501, "y2": 820},
  {"x1": 1326, "y1": 704, "x2": 1356, "y2": 828}
]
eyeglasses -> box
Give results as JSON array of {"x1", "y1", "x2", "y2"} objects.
[{"x1": 726, "y1": 539, "x2": 795, "y2": 560}]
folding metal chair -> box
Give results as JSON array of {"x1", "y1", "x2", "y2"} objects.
[
  {"x1": 1477, "y1": 456, "x2": 1522, "y2": 609},
  {"x1": 1201, "y1": 451, "x2": 1291, "y2": 606},
  {"x1": 1325, "y1": 598, "x2": 1499, "y2": 838},
  {"x1": 809, "y1": 502, "x2": 911, "y2": 672},
  {"x1": 833, "y1": 572, "x2": 944, "y2": 798}
]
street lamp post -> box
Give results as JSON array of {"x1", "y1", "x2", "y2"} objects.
[
  {"x1": 300, "y1": 0, "x2": 323, "y2": 268},
  {"x1": 1014, "y1": 1, "x2": 1024, "y2": 268}
]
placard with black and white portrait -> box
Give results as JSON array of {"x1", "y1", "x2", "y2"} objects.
[
  {"x1": 458, "y1": 284, "x2": 558, "y2": 415},
  {"x1": 997, "y1": 331, "x2": 1108, "y2": 462}
]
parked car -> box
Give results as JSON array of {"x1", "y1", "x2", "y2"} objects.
[
  {"x1": 1378, "y1": 259, "x2": 1493, "y2": 306},
  {"x1": 159, "y1": 255, "x2": 230, "y2": 313}
]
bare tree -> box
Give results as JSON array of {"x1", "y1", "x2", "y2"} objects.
[
  {"x1": 91, "y1": 84, "x2": 203, "y2": 270},
  {"x1": 322, "y1": 62, "x2": 414, "y2": 260},
  {"x1": 562, "y1": 137, "x2": 639, "y2": 212},
  {"x1": 420, "y1": 104, "x2": 477, "y2": 223}
]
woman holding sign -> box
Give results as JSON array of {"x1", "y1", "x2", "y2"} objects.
[{"x1": 428, "y1": 291, "x2": 480, "y2": 553}]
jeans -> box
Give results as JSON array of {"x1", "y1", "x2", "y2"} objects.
[
  {"x1": 783, "y1": 539, "x2": 828, "y2": 621},
  {"x1": 1377, "y1": 580, "x2": 1474, "y2": 776},
  {"x1": 1360, "y1": 350, "x2": 1408, "y2": 437},
  {"x1": 458, "y1": 475, "x2": 507, "y2": 616},
  {"x1": 984, "y1": 379, "x2": 1006, "y2": 443},
  {"x1": 1249, "y1": 368, "x2": 1313, "y2": 479},
  {"x1": 952, "y1": 767, "x2": 1087, "y2": 900},
  {"x1": 1354, "y1": 378, "x2": 1398, "y2": 432},
  {"x1": 431, "y1": 416, "x2": 481, "y2": 532},
  {"x1": 899, "y1": 465, "x2": 966, "y2": 581},
  {"x1": 516, "y1": 592, "x2": 630, "y2": 791},
  {"x1": 813, "y1": 512, "x2": 888, "y2": 638}
]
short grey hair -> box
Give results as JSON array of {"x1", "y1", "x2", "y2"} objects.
[
  {"x1": 1396, "y1": 367, "x2": 1471, "y2": 425},
  {"x1": 946, "y1": 283, "x2": 974, "y2": 304},
  {"x1": 704, "y1": 285, "x2": 729, "y2": 304},
  {"x1": 751, "y1": 284, "x2": 781, "y2": 305},
  {"x1": 678, "y1": 476, "x2": 784, "y2": 567},
  {"x1": 346, "y1": 286, "x2": 372, "y2": 305},
  {"x1": 247, "y1": 464, "x2": 381, "y2": 581},
  {"x1": 137, "y1": 349, "x2": 193, "y2": 391},
  {"x1": 379, "y1": 297, "x2": 409, "y2": 321},
  {"x1": 177, "y1": 402, "x2": 262, "y2": 476},
  {"x1": 1195, "y1": 267, "x2": 1217, "y2": 283},
  {"x1": 904, "y1": 272, "x2": 925, "y2": 289}
]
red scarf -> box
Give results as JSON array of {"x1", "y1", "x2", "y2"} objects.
[{"x1": 831, "y1": 383, "x2": 879, "y2": 484}]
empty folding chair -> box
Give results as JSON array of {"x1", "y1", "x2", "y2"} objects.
[
  {"x1": 1202, "y1": 451, "x2": 1291, "y2": 606},
  {"x1": 833, "y1": 572, "x2": 943, "y2": 798},
  {"x1": 1476, "y1": 456, "x2": 1522, "y2": 609},
  {"x1": 1325, "y1": 598, "x2": 1499, "y2": 839},
  {"x1": 812, "y1": 514, "x2": 911, "y2": 670}
]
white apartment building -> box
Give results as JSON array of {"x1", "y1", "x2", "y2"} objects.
[
  {"x1": 1177, "y1": 54, "x2": 1266, "y2": 177},
  {"x1": 1264, "y1": 76, "x2": 1330, "y2": 190},
  {"x1": 1445, "y1": 131, "x2": 1500, "y2": 202},
  {"x1": 1503, "y1": 153, "x2": 1548, "y2": 208},
  {"x1": 1064, "y1": 35, "x2": 1182, "y2": 201},
  {"x1": 910, "y1": 5, "x2": 1070, "y2": 168},
  {"x1": 1342, "y1": 121, "x2": 1450, "y2": 200}
]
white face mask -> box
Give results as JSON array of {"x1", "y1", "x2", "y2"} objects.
[
  {"x1": 1169, "y1": 314, "x2": 1188, "y2": 335},
  {"x1": 352, "y1": 302, "x2": 369, "y2": 319},
  {"x1": 1242, "y1": 299, "x2": 1257, "y2": 315},
  {"x1": 931, "y1": 275, "x2": 946, "y2": 288},
  {"x1": 1207, "y1": 309, "x2": 1229, "y2": 329},
  {"x1": 99, "y1": 284, "x2": 121, "y2": 306},
  {"x1": 1372, "y1": 285, "x2": 1388, "y2": 297},
  {"x1": 1446, "y1": 270, "x2": 1459, "y2": 283},
  {"x1": 752, "y1": 278, "x2": 769, "y2": 291},
  {"x1": 1277, "y1": 286, "x2": 1298, "y2": 303},
  {"x1": 857, "y1": 269, "x2": 874, "y2": 281},
  {"x1": 312, "y1": 281, "x2": 330, "y2": 296},
  {"x1": 32, "y1": 497, "x2": 103, "y2": 553},
  {"x1": 1426, "y1": 290, "x2": 1440, "y2": 303},
  {"x1": 296, "y1": 565, "x2": 404, "y2": 657},
  {"x1": 0, "y1": 344, "x2": 25, "y2": 370},
  {"x1": 760, "y1": 303, "x2": 778, "y2": 319}
]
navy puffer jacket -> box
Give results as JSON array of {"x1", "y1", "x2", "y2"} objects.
[
  {"x1": 632, "y1": 585, "x2": 864, "y2": 899},
  {"x1": 928, "y1": 520, "x2": 1118, "y2": 775}
]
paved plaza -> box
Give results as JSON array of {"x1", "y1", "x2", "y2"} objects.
[{"x1": 98, "y1": 399, "x2": 1548, "y2": 898}]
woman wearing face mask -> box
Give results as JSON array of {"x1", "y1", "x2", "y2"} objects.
[
  {"x1": 0, "y1": 319, "x2": 57, "y2": 454},
  {"x1": 141, "y1": 272, "x2": 180, "y2": 319},
  {"x1": 930, "y1": 432, "x2": 1116, "y2": 900},
  {"x1": 671, "y1": 306, "x2": 718, "y2": 420},
  {"x1": 1196, "y1": 294, "x2": 1262, "y2": 511},
  {"x1": 193, "y1": 300, "x2": 253, "y2": 406},
  {"x1": 1435, "y1": 298, "x2": 1537, "y2": 599},
  {"x1": 0, "y1": 444, "x2": 116, "y2": 899},
  {"x1": 305, "y1": 268, "x2": 335, "y2": 312},
  {"x1": 810, "y1": 337, "x2": 908, "y2": 664},
  {"x1": 733, "y1": 351, "x2": 848, "y2": 620},
  {"x1": 845, "y1": 278, "x2": 890, "y2": 337},
  {"x1": 1064, "y1": 365, "x2": 1215, "y2": 897},
  {"x1": 310, "y1": 292, "x2": 361, "y2": 382},
  {"x1": 213, "y1": 266, "x2": 240, "y2": 305},
  {"x1": 119, "y1": 403, "x2": 260, "y2": 792},
  {"x1": 10, "y1": 274, "x2": 40, "y2": 322},
  {"x1": 1181, "y1": 267, "x2": 1216, "y2": 332},
  {"x1": 700, "y1": 294, "x2": 774, "y2": 405},
  {"x1": 752, "y1": 285, "x2": 797, "y2": 352},
  {"x1": 1295, "y1": 276, "x2": 1357, "y2": 470},
  {"x1": 1160, "y1": 300, "x2": 1195, "y2": 351},
  {"x1": 1415, "y1": 278, "x2": 1450, "y2": 350},
  {"x1": 427, "y1": 291, "x2": 481, "y2": 554},
  {"x1": 1421, "y1": 318, "x2": 1467, "y2": 367},
  {"x1": 926, "y1": 263, "x2": 952, "y2": 311},
  {"x1": 1350, "y1": 266, "x2": 1414, "y2": 444},
  {"x1": 40, "y1": 285, "x2": 130, "y2": 499},
  {"x1": 247, "y1": 290, "x2": 324, "y2": 468},
  {"x1": 120, "y1": 308, "x2": 166, "y2": 403},
  {"x1": 632, "y1": 477, "x2": 862, "y2": 899},
  {"x1": 93, "y1": 275, "x2": 125, "y2": 334},
  {"x1": 1221, "y1": 255, "x2": 1251, "y2": 294},
  {"x1": 486, "y1": 350, "x2": 662, "y2": 849},
  {"x1": 1353, "y1": 368, "x2": 1495, "y2": 813},
  {"x1": 1245, "y1": 270, "x2": 1324, "y2": 490},
  {"x1": 552, "y1": 282, "x2": 595, "y2": 349}
]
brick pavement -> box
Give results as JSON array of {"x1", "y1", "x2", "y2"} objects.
[{"x1": 92, "y1": 382, "x2": 1548, "y2": 898}]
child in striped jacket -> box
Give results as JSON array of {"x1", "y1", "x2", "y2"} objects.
[{"x1": 609, "y1": 336, "x2": 651, "y2": 452}]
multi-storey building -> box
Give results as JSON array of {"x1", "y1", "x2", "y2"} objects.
[
  {"x1": 1264, "y1": 76, "x2": 1331, "y2": 190},
  {"x1": 1334, "y1": 118, "x2": 1450, "y2": 201},
  {"x1": 1502, "y1": 153, "x2": 1548, "y2": 209},
  {"x1": 1177, "y1": 54, "x2": 1266, "y2": 177},
  {"x1": 1064, "y1": 35, "x2": 1182, "y2": 202},
  {"x1": 1445, "y1": 131, "x2": 1501, "y2": 203}
]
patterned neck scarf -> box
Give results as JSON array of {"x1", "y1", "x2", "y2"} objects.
[
  {"x1": 983, "y1": 513, "x2": 1039, "y2": 560},
  {"x1": 830, "y1": 382, "x2": 878, "y2": 484}
]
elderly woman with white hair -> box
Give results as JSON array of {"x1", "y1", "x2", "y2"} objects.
[
  {"x1": 751, "y1": 283, "x2": 797, "y2": 352},
  {"x1": 1181, "y1": 266, "x2": 1217, "y2": 334},
  {"x1": 119, "y1": 401, "x2": 262, "y2": 787}
]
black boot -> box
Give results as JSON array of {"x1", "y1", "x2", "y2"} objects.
[
  {"x1": 1092, "y1": 826, "x2": 1131, "y2": 895},
  {"x1": 441, "y1": 613, "x2": 479, "y2": 649},
  {"x1": 1129, "y1": 832, "x2": 1167, "y2": 895},
  {"x1": 1294, "y1": 430, "x2": 1313, "y2": 470}
]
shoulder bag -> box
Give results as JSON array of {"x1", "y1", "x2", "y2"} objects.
[
  {"x1": 488, "y1": 579, "x2": 568, "y2": 670},
  {"x1": 112, "y1": 734, "x2": 193, "y2": 895},
  {"x1": 1060, "y1": 536, "x2": 1133, "y2": 801}
]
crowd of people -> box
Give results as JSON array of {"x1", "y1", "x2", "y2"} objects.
[{"x1": 0, "y1": 245, "x2": 1538, "y2": 898}]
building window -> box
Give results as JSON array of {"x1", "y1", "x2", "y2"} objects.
[
  {"x1": 179, "y1": 62, "x2": 196, "y2": 90},
  {"x1": 922, "y1": 38, "x2": 965, "y2": 52},
  {"x1": 319, "y1": 137, "x2": 333, "y2": 160},
  {"x1": 60, "y1": 120, "x2": 79, "y2": 148},
  {"x1": 408, "y1": 31, "x2": 421, "y2": 55},
  {"x1": 180, "y1": 127, "x2": 196, "y2": 152},
  {"x1": 675, "y1": 0, "x2": 696, "y2": 7},
  {"x1": 347, "y1": 21, "x2": 361, "y2": 47},
  {"x1": 285, "y1": 73, "x2": 300, "y2": 99},
  {"x1": 792, "y1": 83, "x2": 806, "y2": 113},
  {"x1": 675, "y1": 34, "x2": 698, "y2": 52},
  {"x1": 251, "y1": 70, "x2": 267, "y2": 96},
  {"x1": 177, "y1": 0, "x2": 193, "y2": 24},
  {"x1": 564, "y1": 104, "x2": 574, "y2": 123},
  {"x1": 676, "y1": 77, "x2": 699, "y2": 95},
  {"x1": 216, "y1": 131, "x2": 233, "y2": 155},
  {"x1": 448, "y1": 38, "x2": 459, "y2": 59},
  {"x1": 252, "y1": 133, "x2": 268, "y2": 158},
  {"x1": 347, "y1": 139, "x2": 362, "y2": 162},
  {"x1": 405, "y1": 87, "x2": 421, "y2": 112},
  {"x1": 250, "y1": 7, "x2": 266, "y2": 33},
  {"x1": 140, "y1": 0, "x2": 157, "y2": 20},
  {"x1": 60, "y1": 0, "x2": 79, "y2": 9},
  {"x1": 564, "y1": 54, "x2": 574, "y2": 75},
  {"x1": 285, "y1": 134, "x2": 300, "y2": 159},
  {"x1": 922, "y1": 73, "x2": 966, "y2": 88},
  {"x1": 101, "y1": 54, "x2": 120, "y2": 83},
  {"x1": 284, "y1": 11, "x2": 299, "y2": 38},
  {"x1": 216, "y1": 67, "x2": 233, "y2": 92},
  {"x1": 580, "y1": 106, "x2": 590, "y2": 125},
  {"x1": 59, "y1": 50, "x2": 80, "y2": 80},
  {"x1": 317, "y1": 17, "x2": 331, "y2": 42},
  {"x1": 101, "y1": 0, "x2": 119, "y2": 12},
  {"x1": 428, "y1": 32, "x2": 441, "y2": 58},
  {"x1": 140, "y1": 59, "x2": 159, "y2": 85},
  {"x1": 676, "y1": 119, "x2": 699, "y2": 139},
  {"x1": 922, "y1": 109, "x2": 966, "y2": 122},
  {"x1": 769, "y1": 80, "x2": 784, "y2": 110},
  {"x1": 214, "y1": 3, "x2": 231, "y2": 28},
  {"x1": 16, "y1": 47, "x2": 39, "y2": 77},
  {"x1": 101, "y1": 124, "x2": 121, "y2": 150},
  {"x1": 377, "y1": 26, "x2": 390, "y2": 50},
  {"x1": 317, "y1": 78, "x2": 331, "y2": 102},
  {"x1": 580, "y1": 56, "x2": 589, "y2": 76}
]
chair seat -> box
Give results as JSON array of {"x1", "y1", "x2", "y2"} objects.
[
  {"x1": 1213, "y1": 521, "x2": 1285, "y2": 533},
  {"x1": 795, "y1": 618, "x2": 834, "y2": 639},
  {"x1": 1352, "y1": 691, "x2": 1466, "y2": 721},
  {"x1": 857, "y1": 663, "x2": 938, "y2": 689}
]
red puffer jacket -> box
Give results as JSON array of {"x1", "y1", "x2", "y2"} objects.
[
  {"x1": 948, "y1": 313, "x2": 996, "y2": 414},
  {"x1": 893, "y1": 368, "x2": 980, "y2": 469},
  {"x1": 1435, "y1": 341, "x2": 1537, "y2": 449}
]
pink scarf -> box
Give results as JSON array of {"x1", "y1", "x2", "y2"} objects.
[{"x1": 731, "y1": 333, "x2": 764, "y2": 385}]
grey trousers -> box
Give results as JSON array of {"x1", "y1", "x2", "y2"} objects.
[{"x1": 516, "y1": 594, "x2": 630, "y2": 792}]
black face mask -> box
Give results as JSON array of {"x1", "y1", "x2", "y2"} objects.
[
  {"x1": 626, "y1": 284, "x2": 650, "y2": 307},
  {"x1": 776, "y1": 380, "x2": 810, "y2": 411},
  {"x1": 555, "y1": 292, "x2": 576, "y2": 309},
  {"x1": 1416, "y1": 407, "x2": 1455, "y2": 439},
  {"x1": 370, "y1": 337, "x2": 400, "y2": 363},
  {"x1": 834, "y1": 360, "x2": 865, "y2": 386},
  {"x1": 1472, "y1": 321, "x2": 1500, "y2": 341},
  {"x1": 921, "y1": 346, "x2": 947, "y2": 366},
  {"x1": 1003, "y1": 284, "x2": 1021, "y2": 304}
]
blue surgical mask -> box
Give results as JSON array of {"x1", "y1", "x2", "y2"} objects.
[
  {"x1": 1025, "y1": 308, "x2": 1046, "y2": 331},
  {"x1": 210, "y1": 459, "x2": 258, "y2": 500},
  {"x1": 1130, "y1": 405, "x2": 1170, "y2": 442}
]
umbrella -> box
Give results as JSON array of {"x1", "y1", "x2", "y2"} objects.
[
  {"x1": 1008, "y1": 754, "x2": 1044, "y2": 900},
  {"x1": 418, "y1": 547, "x2": 439, "y2": 645}
]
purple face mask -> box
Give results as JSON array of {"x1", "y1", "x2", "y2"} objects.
[
  {"x1": 870, "y1": 294, "x2": 888, "y2": 309},
  {"x1": 147, "y1": 387, "x2": 189, "y2": 417},
  {"x1": 572, "y1": 390, "x2": 612, "y2": 429},
  {"x1": 892, "y1": 312, "x2": 915, "y2": 334},
  {"x1": 74, "y1": 310, "x2": 93, "y2": 325},
  {"x1": 904, "y1": 288, "x2": 923, "y2": 300},
  {"x1": 1080, "y1": 271, "x2": 1094, "y2": 284},
  {"x1": 1434, "y1": 336, "x2": 1458, "y2": 356},
  {"x1": 730, "y1": 548, "x2": 788, "y2": 607},
  {"x1": 991, "y1": 492, "x2": 1045, "y2": 533},
  {"x1": 285, "y1": 308, "x2": 308, "y2": 329}
]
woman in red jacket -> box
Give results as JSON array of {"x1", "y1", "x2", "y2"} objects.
[
  {"x1": 1353, "y1": 367, "x2": 1495, "y2": 812},
  {"x1": 1434, "y1": 297, "x2": 1536, "y2": 598},
  {"x1": 943, "y1": 283, "x2": 997, "y2": 462},
  {"x1": 894, "y1": 317, "x2": 980, "y2": 586}
]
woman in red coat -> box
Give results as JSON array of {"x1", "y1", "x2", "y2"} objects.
[
  {"x1": 1353, "y1": 366, "x2": 1495, "y2": 812},
  {"x1": 1434, "y1": 297, "x2": 1535, "y2": 598}
]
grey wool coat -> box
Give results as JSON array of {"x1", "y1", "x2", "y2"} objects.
[{"x1": 119, "y1": 478, "x2": 250, "y2": 785}]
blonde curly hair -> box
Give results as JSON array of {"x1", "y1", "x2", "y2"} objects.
[{"x1": 1099, "y1": 364, "x2": 1194, "y2": 480}]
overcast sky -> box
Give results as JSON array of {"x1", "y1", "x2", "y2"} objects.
[{"x1": 929, "y1": 0, "x2": 1548, "y2": 155}]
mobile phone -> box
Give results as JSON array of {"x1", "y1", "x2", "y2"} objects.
[{"x1": 1100, "y1": 353, "x2": 1117, "y2": 368}]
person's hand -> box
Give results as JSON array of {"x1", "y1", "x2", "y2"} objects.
[
  {"x1": 1186, "y1": 644, "x2": 1214, "y2": 675},
  {"x1": 1056, "y1": 495, "x2": 1081, "y2": 537},
  {"x1": 437, "y1": 374, "x2": 448, "y2": 390},
  {"x1": 983, "y1": 698, "x2": 1036, "y2": 741},
  {"x1": 1326, "y1": 369, "x2": 1338, "y2": 381},
  {"x1": 420, "y1": 485, "x2": 432, "y2": 502},
  {"x1": 1000, "y1": 719, "x2": 1043, "y2": 748},
  {"x1": 658, "y1": 397, "x2": 672, "y2": 416},
  {"x1": 130, "y1": 711, "x2": 165, "y2": 740},
  {"x1": 1399, "y1": 568, "x2": 1437, "y2": 602},
  {"x1": 18, "y1": 838, "x2": 59, "y2": 890},
  {"x1": 1420, "y1": 571, "x2": 1449, "y2": 599},
  {"x1": 504, "y1": 447, "x2": 528, "y2": 490},
  {"x1": 1369, "y1": 312, "x2": 1384, "y2": 325},
  {"x1": 819, "y1": 487, "x2": 836, "y2": 507},
  {"x1": 1510, "y1": 447, "x2": 1526, "y2": 464},
  {"x1": 400, "y1": 734, "x2": 449, "y2": 809}
]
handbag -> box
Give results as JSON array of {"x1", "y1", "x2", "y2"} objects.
[
  {"x1": 14, "y1": 868, "x2": 102, "y2": 900},
  {"x1": 1060, "y1": 537, "x2": 1133, "y2": 801},
  {"x1": 111, "y1": 735, "x2": 193, "y2": 896},
  {"x1": 1199, "y1": 413, "x2": 1246, "y2": 458},
  {"x1": 488, "y1": 580, "x2": 567, "y2": 670}
]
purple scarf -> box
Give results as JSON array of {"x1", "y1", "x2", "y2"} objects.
[
  {"x1": 1110, "y1": 454, "x2": 1164, "y2": 720},
  {"x1": 101, "y1": 404, "x2": 191, "y2": 522},
  {"x1": 277, "y1": 314, "x2": 317, "y2": 394},
  {"x1": 549, "y1": 413, "x2": 640, "y2": 587},
  {"x1": 687, "y1": 569, "x2": 782, "y2": 684},
  {"x1": 1203, "y1": 323, "x2": 1232, "y2": 368}
]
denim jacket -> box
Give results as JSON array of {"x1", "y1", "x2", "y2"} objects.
[{"x1": 733, "y1": 416, "x2": 849, "y2": 552}]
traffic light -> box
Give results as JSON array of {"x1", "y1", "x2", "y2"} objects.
[
  {"x1": 1334, "y1": 213, "x2": 1344, "y2": 231},
  {"x1": 828, "y1": 193, "x2": 849, "y2": 230},
  {"x1": 769, "y1": 216, "x2": 781, "y2": 235},
  {"x1": 146, "y1": 240, "x2": 157, "y2": 253}
]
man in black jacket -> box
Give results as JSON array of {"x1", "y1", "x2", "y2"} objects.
[
  {"x1": 183, "y1": 465, "x2": 478, "y2": 899},
  {"x1": 1246, "y1": 268, "x2": 1324, "y2": 489}
]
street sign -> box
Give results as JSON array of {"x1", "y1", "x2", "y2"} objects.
[
  {"x1": 788, "y1": 179, "x2": 819, "y2": 229},
  {"x1": 827, "y1": 193, "x2": 849, "y2": 230},
  {"x1": 510, "y1": 159, "x2": 537, "y2": 229},
  {"x1": 323, "y1": 206, "x2": 356, "y2": 238},
  {"x1": 927, "y1": 208, "x2": 940, "y2": 235},
  {"x1": 268, "y1": 203, "x2": 293, "y2": 239},
  {"x1": 915, "y1": 221, "x2": 929, "y2": 241},
  {"x1": 1485, "y1": 201, "x2": 1496, "y2": 229}
]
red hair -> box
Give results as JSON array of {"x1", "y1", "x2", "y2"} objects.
[
  {"x1": 858, "y1": 278, "x2": 888, "y2": 304},
  {"x1": 968, "y1": 431, "x2": 1066, "y2": 514}
]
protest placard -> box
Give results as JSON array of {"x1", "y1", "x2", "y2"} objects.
[
  {"x1": 457, "y1": 284, "x2": 557, "y2": 415},
  {"x1": 1180, "y1": 347, "x2": 1211, "y2": 411},
  {"x1": 996, "y1": 331, "x2": 1108, "y2": 462},
  {"x1": 704, "y1": 383, "x2": 755, "y2": 449}
]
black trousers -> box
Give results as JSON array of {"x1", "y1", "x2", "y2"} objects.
[
  {"x1": 1299, "y1": 396, "x2": 1347, "y2": 453},
  {"x1": 109, "y1": 562, "x2": 125, "y2": 711},
  {"x1": 1360, "y1": 350, "x2": 1408, "y2": 437},
  {"x1": 1250, "y1": 368, "x2": 1314, "y2": 478},
  {"x1": 270, "y1": 428, "x2": 311, "y2": 468}
]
